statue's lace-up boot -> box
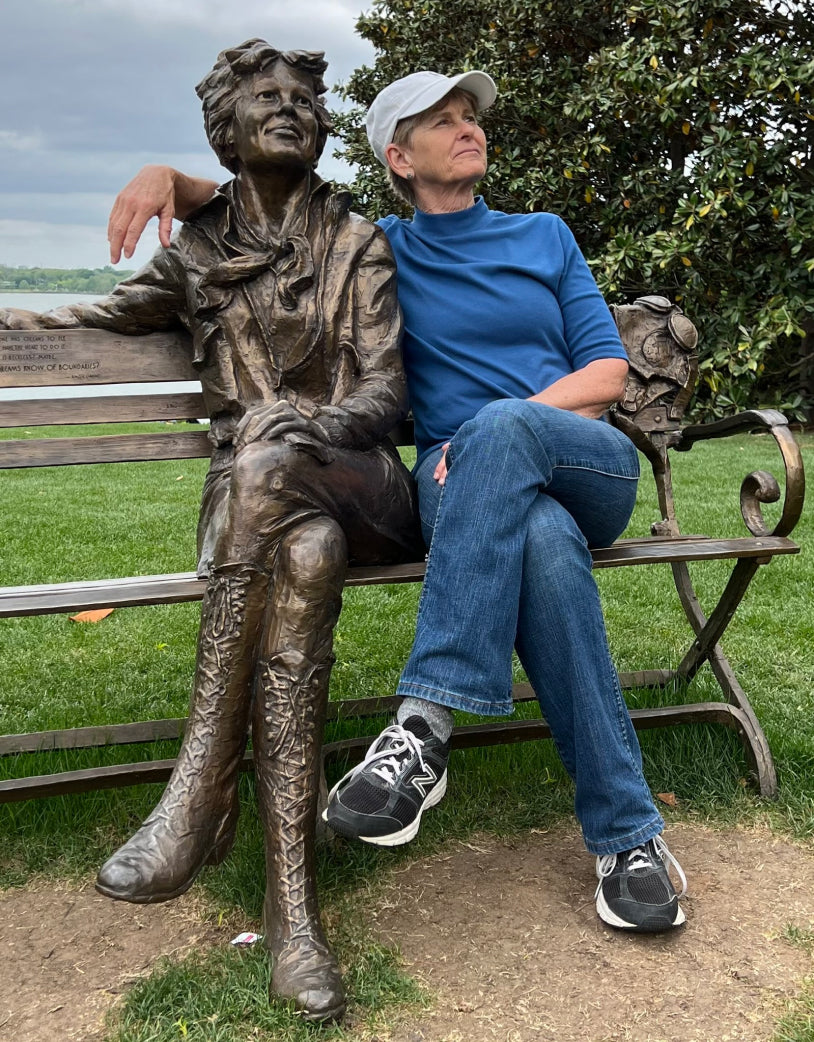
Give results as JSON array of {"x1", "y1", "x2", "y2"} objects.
[
  {"x1": 95, "y1": 564, "x2": 268, "y2": 903},
  {"x1": 254, "y1": 651, "x2": 346, "y2": 1023}
]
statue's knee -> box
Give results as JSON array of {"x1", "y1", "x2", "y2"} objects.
[
  {"x1": 281, "y1": 520, "x2": 347, "y2": 589},
  {"x1": 230, "y1": 441, "x2": 299, "y2": 501}
]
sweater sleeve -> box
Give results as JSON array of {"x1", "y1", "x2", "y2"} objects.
[{"x1": 554, "y1": 218, "x2": 628, "y2": 369}]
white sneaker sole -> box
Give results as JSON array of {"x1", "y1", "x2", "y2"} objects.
[
  {"x1": 596, "y1": 888, "x2": 686, "y2": 930},
  {"x1": 357, "y1": 770, "x2": 448, "y2": 848}
]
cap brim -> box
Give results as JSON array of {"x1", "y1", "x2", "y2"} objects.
[{"x1": 398, "y1": 70, "x2": 497, "y2": 123}]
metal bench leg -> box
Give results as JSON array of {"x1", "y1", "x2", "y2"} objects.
[{"x1": 670, "y1": 557, "x2": 777, "y2": 796}]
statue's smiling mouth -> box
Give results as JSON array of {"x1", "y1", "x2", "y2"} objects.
[{"x1": 264, "y1": 122, "x2": 302, "y2": 140}]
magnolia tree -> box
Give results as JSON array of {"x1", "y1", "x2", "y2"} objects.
[{"x1": 335, "y1": 0, "x2": 813, "y2": 419}]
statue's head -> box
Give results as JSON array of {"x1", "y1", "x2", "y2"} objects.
[{"x1": 196, "y1": 39, "x2": 332, "y2": 174}]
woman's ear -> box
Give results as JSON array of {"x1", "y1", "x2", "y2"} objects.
[{"x1": 385, "y1": 142, "x2": 413, "y2": 180}]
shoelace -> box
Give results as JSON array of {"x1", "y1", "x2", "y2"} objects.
[
  {"x1": 595, "y1": 834, "x2": 687, "y2": 898},
  {"x1": 327, "y1": 723, "x2": 427, "y2": 801}
]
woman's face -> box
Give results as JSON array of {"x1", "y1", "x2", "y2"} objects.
[{"x1": 398, "y1": 94, "x2": 487, "y2": 194}]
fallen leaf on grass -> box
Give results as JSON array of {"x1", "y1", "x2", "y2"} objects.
[
  {"x1": 69, "y1": 608, "x2": 115, "y2": 623},
  {"x1": 657, "y1": 791, "x2": 678, "y2": 807}
]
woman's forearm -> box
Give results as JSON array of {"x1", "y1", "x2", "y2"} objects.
[{"x1": 528, "y1": 358, "x2": 629, "y2": 418}]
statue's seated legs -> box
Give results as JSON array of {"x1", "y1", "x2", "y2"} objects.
[{"x1": 96, "y1": 440, "x2": 419, "y2": 1020}]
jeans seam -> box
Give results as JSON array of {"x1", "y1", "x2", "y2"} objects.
[{"x1": 552, "y1": 462, "x2": 640, "y2": 480}]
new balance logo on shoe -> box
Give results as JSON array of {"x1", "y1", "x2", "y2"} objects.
[{"x1": 410, "y1": 765, "x2": 437, "y2": 798}]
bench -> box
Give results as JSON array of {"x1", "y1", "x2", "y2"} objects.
[{"x1": 0, "y1": 297, "x2": 805, "y2": 802}]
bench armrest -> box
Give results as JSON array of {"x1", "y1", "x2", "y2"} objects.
[{"x1": 674, "y1": 409, "x2": 805, "y2": 538}]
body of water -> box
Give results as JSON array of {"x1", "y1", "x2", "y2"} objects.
[
  {"x1": 0, "y1": 292, "x2": 201, "y2": 402},
  {"x1": 0, "y1": 291, "x2": 101, "y2": 311}
]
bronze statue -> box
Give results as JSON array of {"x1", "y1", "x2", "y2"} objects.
[{"x1": 0, "y1": 39, "x2": 422, "y2": 1022}]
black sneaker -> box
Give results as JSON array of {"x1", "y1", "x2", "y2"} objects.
[
  {"x1": 595, "y1": 836, "x2": 687, "y2": 932},
  {"x1": 323, "y1": 716, "x2": 450, "y2": 846}
]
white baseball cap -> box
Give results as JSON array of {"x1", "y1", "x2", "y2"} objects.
[{"x1": 366, "y1": 70, "x2": 497, "y2": 166}]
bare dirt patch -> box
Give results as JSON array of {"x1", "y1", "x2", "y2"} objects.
[
  {"x1": 0, "y1": 881, "x2": 226, "y2": 1042},
  {"x1": 370, "y1": 822, "x2": 814, "y2": 1042},
  {"x1": 2, "y1": 824, "x2": 813, "y2": 1041}
]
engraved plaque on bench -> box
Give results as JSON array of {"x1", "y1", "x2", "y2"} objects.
[{"x1": 0, "y1": 329, "x2": 196, "y2": 388}]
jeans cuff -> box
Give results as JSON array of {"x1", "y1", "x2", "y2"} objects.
[
  {"x1": 582, "y1": 815, "x2": 665, "y2": 857},
  {"x1": 396, "y1": 680, "x2": 515, "y2": 717}
]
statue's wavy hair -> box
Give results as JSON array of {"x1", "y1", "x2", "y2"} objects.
[{"x1": 196, "y1": 39, "x2": 332, "y2": 173}]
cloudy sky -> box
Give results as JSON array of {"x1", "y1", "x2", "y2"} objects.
[{"x1": 0, "y1": 0, "x2": 374, "y2": 270}]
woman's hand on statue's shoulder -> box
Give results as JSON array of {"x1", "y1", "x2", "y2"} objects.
[
  {"x1": 108, "y1": 165, "x2": 179, "y2": 264},
  {"x1": 107, "y1": 167, "x2": 217, "y2": 264}
]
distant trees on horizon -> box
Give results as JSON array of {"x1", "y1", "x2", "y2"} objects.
[{"x1": 0, "y1": 265, "x2": 134, "y2": 294}]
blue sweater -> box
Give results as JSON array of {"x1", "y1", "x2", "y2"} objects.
[{"x1": 378, "y1": 198, "x2": 627, "y2": 467}]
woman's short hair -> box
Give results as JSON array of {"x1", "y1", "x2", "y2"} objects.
[
  {"x1": 388, "y1": 87, "x2": 479, "y2": 206},
  {"x1": 196, "y1": 38, "x2": 332, "y2": 173}
]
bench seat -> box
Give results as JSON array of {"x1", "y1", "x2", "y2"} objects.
[{"x1": 0, "y1": 534, "x2": 799, "y2": 618}]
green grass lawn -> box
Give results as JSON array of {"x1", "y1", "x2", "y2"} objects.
[{"x1": 1, "y1": 422, "x2": 812, "y2": 1040}]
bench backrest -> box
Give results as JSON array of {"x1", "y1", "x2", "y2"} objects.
[
  {"x1": 0, "y1": 295, "x2": 698, "y2": 470},
  {"x1": 0, "y1": 328, "x2": 208, "y2": 468}
]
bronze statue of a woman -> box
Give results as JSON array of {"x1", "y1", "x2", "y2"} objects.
[{"x1": 0, "y1": 39, "x2": 422, "y2": 1022}]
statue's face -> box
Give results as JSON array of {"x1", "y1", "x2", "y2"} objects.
[{"x1": 230, "y1": 60, "x2": 320, "y2": 171}]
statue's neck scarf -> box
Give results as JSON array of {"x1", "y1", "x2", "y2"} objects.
[{"x1": 191, "y1": 172, "x2": 352, "y2": 366}]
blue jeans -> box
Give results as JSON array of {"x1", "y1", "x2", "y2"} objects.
[{"x1": 396, "y1": 398, "x2": 664, "y2": 855}]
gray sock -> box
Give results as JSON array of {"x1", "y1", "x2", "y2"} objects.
[{"x1": 397, "y1": 696, "x2": 454, "y2": 743}]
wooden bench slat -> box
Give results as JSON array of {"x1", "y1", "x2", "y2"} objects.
[
  {"x1": 0, "y1": 702, "x2": 751, "y2": 802},
  {"x1": 1, "y1": 392, "x2": 206, "y2": 428},
  {"x1": 0, "y1": 429, "x2": 212, "y2": 468},
  {"x1": 0, "y1": 573, "x2": 207, "y2": 616},
  {"x1": 0, "y1": 690, "x2": 541, "y2": 757},
  {"x1": 0, "y1": 718, "x2": 188, "y2": 755},
  {"x1": 591, "y1": 535, "x2": 799, "y2": 567},
  {"x1": 0, "y1": 536, "x2": 798, "y2": 618}
]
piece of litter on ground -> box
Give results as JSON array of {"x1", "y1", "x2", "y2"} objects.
[
  {"x1": 230, "y1": 932, "x2": 262, "y2": 946},
  {"x1": 69, "y1": 607, "x2": 115, "y2": 623}
]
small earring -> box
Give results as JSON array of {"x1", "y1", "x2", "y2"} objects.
[{"x1": 405, "y1": 171, "x2": 415, "y2": 181}]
